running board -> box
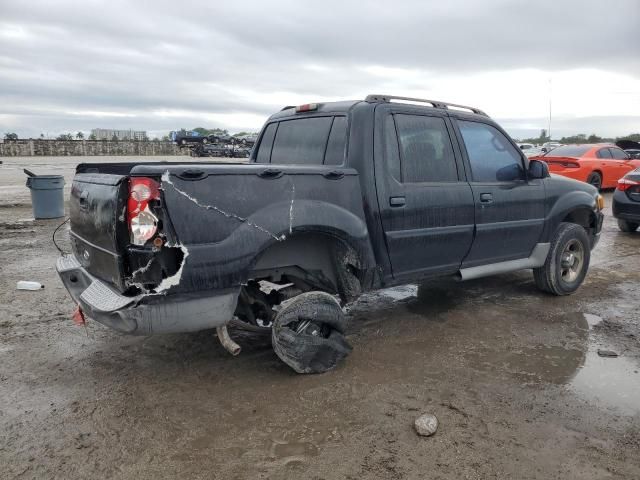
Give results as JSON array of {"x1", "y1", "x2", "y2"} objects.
[{"x1": 458, "y1": 243, "x2": 550, "y2": 281}]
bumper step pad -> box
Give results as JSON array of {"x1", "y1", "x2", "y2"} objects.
[{"x1": 80, "y1": 280, "x2": 135, "y2": 312}]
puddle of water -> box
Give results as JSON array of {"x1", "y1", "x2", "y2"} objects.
[
  {"x1": 570, "y1": 345, "x2": 640, "y2": 415},
  {"x1": 270, "y1": 440, "x2": 318, "y2": 463},
  {"x1": 465, "y1": 344, "x2": 586, "y2": 385}
]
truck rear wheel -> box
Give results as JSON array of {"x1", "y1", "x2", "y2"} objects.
[
  {"x1": 271, "y1": 291, "x2": 352, "y2": 374},
  {"x1": 533, "y1": 222, "x2": 590, "y2": 296}
]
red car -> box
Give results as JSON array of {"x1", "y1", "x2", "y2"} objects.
[{"x1": 532, "y1": 144, "x2": 640, "y2": 190}]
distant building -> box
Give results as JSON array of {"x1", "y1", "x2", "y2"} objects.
[{"x1": 91, "y1": 128, "x2": 147, "y2": 141}]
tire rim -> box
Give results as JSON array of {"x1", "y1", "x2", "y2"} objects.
[
  {"x1": 589, "y1": 175, "x2": 601, "y2": 189},
  {"x1": 560, "y1": 239, "x2": 584, "y2": 283}
]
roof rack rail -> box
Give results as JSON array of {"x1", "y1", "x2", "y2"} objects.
[
  {"x1": 281, "y1": 105, "x2": 295, "y2": 111},
  {"x1": 365, "y1": 94, "x2": 487, "y2": 116}
]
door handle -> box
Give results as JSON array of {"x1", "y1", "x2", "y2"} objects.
[
  {"x1": 322, "y1": 170, "x2": 345, "y2": 180},
  {"x1": 480, "y1": 193, "x2": 493, "y2": 204},
  {"x1": 258, "y1": 168, "x2": 283, "y2": 179},
  {"x1": 389, "y1": 196, "x2": 406, "y2": 207}
]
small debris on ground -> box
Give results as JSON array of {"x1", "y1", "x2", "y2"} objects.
[
  {"x1": 16, "y1": 281, "x2": 44, "y2": 290},
  {"x1": 414, "y1": 413, "x2": 439, "y2": 437},
  {"x1": 597, "y1": 349, "x2": 619, "y2": 358}
]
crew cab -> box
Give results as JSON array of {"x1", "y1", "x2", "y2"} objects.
[{"x1": 57, "y1": 95, "x2": 605, "y2": 373}]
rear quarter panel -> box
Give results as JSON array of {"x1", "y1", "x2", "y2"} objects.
[{"x1": 132, "y1": 163, "x2": 376, "y2": 292}]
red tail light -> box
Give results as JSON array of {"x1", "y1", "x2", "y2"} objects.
[
  {"x1": 561, "y1": 161, "x2": 580, "y2": 168},
  {"x1": 128, "y1": 177, "x2": 160, "y2": 245},
  {"x1": 617, "y1": 178, "x2": 639, "y2": 191}
]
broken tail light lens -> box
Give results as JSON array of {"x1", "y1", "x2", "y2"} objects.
[
  {"x1": 617, "y1": 178, "x2": 639, "y2": 192},
  {"x1": 128, "y1": 177, "x2": 160, "y2": 246}
]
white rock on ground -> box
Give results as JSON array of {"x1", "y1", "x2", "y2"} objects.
[{"x1": 414, "y1": 413, "x2": 438, "y2": 437}]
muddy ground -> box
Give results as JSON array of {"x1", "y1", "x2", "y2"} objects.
[{"x1": 1, "y1": 157, "x2": 639, "y2": 479}]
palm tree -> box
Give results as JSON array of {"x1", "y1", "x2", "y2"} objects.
[{"x1": 76, "y1": 131, "x2": 84, "y2": 140}]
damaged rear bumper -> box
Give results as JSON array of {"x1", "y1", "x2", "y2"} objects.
[{"x1": 56, "y1": 254, "x2": 239, "y2": 335}]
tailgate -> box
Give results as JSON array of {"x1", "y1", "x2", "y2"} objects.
[{"x1": 69, "y1": 173, "x2": 129, "y2": 291}]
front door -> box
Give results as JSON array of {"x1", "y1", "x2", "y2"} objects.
[
  {"x1": 374, "y1": 106, "x2": 475, "y2": 281},
  {"x1": 453, "y1": 118, "x2": 546, "y2": 268}
]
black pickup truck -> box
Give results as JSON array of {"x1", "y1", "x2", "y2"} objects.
[{"x1": 57, "y1": 95, "x2": 604, "y2": 373}]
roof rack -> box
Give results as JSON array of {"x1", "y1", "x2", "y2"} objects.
[{"x1": 365, "y1": 94, "x2": 487, "y2": 116}]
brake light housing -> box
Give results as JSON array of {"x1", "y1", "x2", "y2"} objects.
[
  {"x1": 617, "y1": 177, "x2": 639, "y2": 192},
  {"x1": 295, "y1": 103, "x2": 318, "y2": 113},
  {"x1": 128, "y1": 177, "x2": 160, "y2": 246}
]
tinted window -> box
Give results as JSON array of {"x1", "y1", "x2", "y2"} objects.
[
  {"x1": 458, "y1": 121, "x2": 524, "y2": 182},
  {"x1": 384, "y1": 115, "x2": 401, "y2": 180},
  {"x1": 610, "y1": 147, "x2": 629, "y2": 160},
  {"x1": 545, "y1": 145, "x2": 591, "y2": 157},
  {"x1": 597, "y1": 148, "x2": 612, "y2": 159},
  {"x1": 395, "y1": 114, "x2": 458, "y2": 183},
  {"x1": 324, "y1": 117, "x2": 347, "y2": 165},
  {"x1": 270, "y1": 117, "x2": 333, "y2": 165},
  {"x1": 255, "y1": 123, "x2": 277, "y2": 163}
]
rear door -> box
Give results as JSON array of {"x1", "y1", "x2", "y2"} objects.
[
  {"x1": 374, "y1": 105, "x2": 475, "y2": 281},
  {"x1": 453, "y1": 118, "x2": 545, "y2": 267}
]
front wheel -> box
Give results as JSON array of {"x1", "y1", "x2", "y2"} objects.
[
  {"x1": 533, "y1": 222, "x2": 591, "y2": 295},
  {"x1": 618, "y1": 219, "x2": 639, "y2": 232}
]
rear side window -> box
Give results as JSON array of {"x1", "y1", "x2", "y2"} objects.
[
  {"x1": 458, "y1": 120, "x2": 524, "y2": 182},
  {"x1": 270, "y1": 117, "x2": 332, "y2": 164},
  {"x1": 394, "y1": 114, "x2": 458, "y2": 183},
  {"x1": 255, "y1": 123, "x2": 277, "y2": 163},
  {"x1": 255, "y1": 116, "x2": 347, "y2": 165},
  {"x1": 324, "y1": 117, "x2": 347, "y2": 165},
  {"x1": 597, "y1": 148, "x2": 612, "y2": 159},
  {"x1": 610, "y1": 147, "x2": 629, "y2": 160}
]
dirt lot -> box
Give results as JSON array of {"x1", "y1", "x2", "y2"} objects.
[{"x1": 1, "y1": 157, "x2": 639, "y2": 479}]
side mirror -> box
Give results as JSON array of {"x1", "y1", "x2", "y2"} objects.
[{"x1": 528, "y1": 159, "x2": 549, "y2": 179}]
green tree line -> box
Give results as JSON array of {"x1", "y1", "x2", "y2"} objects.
[{"x1": 517, "y1": 129, "x2": 640, "y2": 145}]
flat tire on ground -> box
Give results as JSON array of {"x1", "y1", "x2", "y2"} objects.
[
  {"x1": 271, "y1": 291, "x2": 352, "y2": 374},
  {"x1": 533, "y1": 222, "x2": 591, "y2": 296}
]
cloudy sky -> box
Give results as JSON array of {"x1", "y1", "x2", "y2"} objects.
[{"x1": 1, "y1": 0, "x2": 639, "y2": 139}]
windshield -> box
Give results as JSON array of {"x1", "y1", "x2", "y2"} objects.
[{"x1": 544, "y1": 145, "x2": 591, "y2": 157}]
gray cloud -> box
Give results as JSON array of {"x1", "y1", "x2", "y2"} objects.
[{"x1": 0, "y1": 0, "x2": 638, "y2": 138}]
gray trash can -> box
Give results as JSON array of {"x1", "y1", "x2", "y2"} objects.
[{"x1": 26, "y1": 175, "x2": 65, "y2": 219}]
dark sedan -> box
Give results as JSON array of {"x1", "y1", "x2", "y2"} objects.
[{"x1": 613, "y1": 167, "x2": 640, "y2": 232}]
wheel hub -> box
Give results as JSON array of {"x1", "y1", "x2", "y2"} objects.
[{"x1": 559, "y1": 239, "x2": 584, "y2": 283}]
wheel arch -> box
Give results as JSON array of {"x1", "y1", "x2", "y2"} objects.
[
  {"x1": 247, "y1": 230, "x2": 371, "y2": 301},
  {"x1": 542, "y1": 190, "x2": 599, "y2": 243},
  {"x1": 587, "y1": 169, "x2": 603, "y2": 186}
]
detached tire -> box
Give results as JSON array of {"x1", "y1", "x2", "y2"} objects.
[
  {"x1": 533, "y1": 222, "x2": 591, "y2": 295},
  {"x1": 618, "y1": 219, "x2": 639, "y2": 232},
  {"x1": 272, "y1": 291, "x2": 352, "y2": 374}
]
